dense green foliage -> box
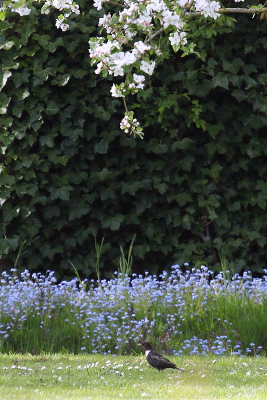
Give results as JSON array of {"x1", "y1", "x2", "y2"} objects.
[{"x1": 0, "y1": 1, "x2": 267, "y2": 277}]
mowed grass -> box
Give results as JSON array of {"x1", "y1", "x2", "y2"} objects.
[{"x1": 0, "y1": 354, "x2": 267, "y2": 399}]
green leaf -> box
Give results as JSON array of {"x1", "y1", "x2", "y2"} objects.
[
  {"x1": 0, "y1": 174, "x2": 15, "y2": 186},
  {"x1": 102, "y1": 214, "x2": 124, "y2": 230},
  {"x1": 149, "y1": 139, "x2": 168, "y2": 154},
  {"x1": 45, "y1": 100, "x2": 59, "y2": 115},
  {"x1": 175, "y1": 192, "x2": 193, "y2": 206},
  {"x1": 222, "y1": 58, "x2": 244, "y2": 74},
  {"x1": 51, "y1": 74, "x2": 71, "y2": 86},
  {"x1": 181, "y1": 156, "x2": 195, "y2": 171},
  {"x1": 172, "y1": 138, "x2": 193, "y2": 151},
  {"x1": 50, "y1": 186, "x2": 72, "y2": 201},
  {"x1": 100, "y1": 186, "x2": 117, "y2": 201},
  {"x1": 0, "y1": 236, "x2": 19, "y2": 253},
  {"x1": 2, "y1": 204, "x2": 19, "y2": 222},
  {"x1": 231, "y1": 89, "x2": 247, "y2": 102},
  {"x1": 39, "y1": 135, "x2": 56, "y2": 148},
  {"x1": 94, "y1": 139, "x2": 109, "y2": 154},
  {"x1": 91, "y1": 168, "x2": 113, "y2": 182},
  {"x1": 121, "y1": 181, "x2": 146, "y2": 195},
  {"x1": 15, "y1": 20, "x2": 36, "y2": 45},
  {"x1": 120, "y1": 136, "x2": 136, "y2": 148},
  {"x1": 153, "y1": 182, "x2": 168, "y2": 194},
  {"x1": 212, "y1": 72, "x2": 229, "y2": 90},
  {"x1": 68, "y1": 205, "x2": 90, "y2": 221}
]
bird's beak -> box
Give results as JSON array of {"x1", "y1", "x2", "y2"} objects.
[{"x1": 137, "y1": 343, "x2": 142, "y2": 346}]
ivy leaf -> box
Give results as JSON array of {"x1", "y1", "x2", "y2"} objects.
[
  {"x1": 50, "y1": 186, "x2": 72, "y2": 201},
  {"x1": 94, "y1": 139, "x2": 109, "y2": 154},
  {"x1": 16, "y1": 20, "x2": 36, "y2": 45},
  {"x1": 0, "y1": 236, "x2": 19, "y2": 253},
  {"x1": 45, "y1": 100, "x2": 59, "y2": 115},
  {"x1": 153, "y1": 182, "x2": 168, "y2": 194},
  {"x1": 39, "y1": 134, "x2": 56, "y2": 148},
  {"x1": 231, "y1": 89, "x2": 246, "y2": 102},
  {"x1": 2, "y1": 204, "x2": 19, "y2": 222},
  {"x1": 68, "y1": 204, "x2": 90, "y2": 221},
  {"x1": 222, "y1": 58, "x2": 244, "y2": 74},
  {"x1": 91, "y1": 168, "x2": 113, "y2": 182},
  {"x1": 172, "y1": 138, "x2": 193, "y2": 151},
  {"x1": 121, "y1": 181, "x2": 146, "y2": 195},
  {"x1": 212, "y1": 72, "x2": 229, "y2": 90},
  {"x1": 100, "y1": 186, "x2": 117, "y2": 201},
  {"x1": 175, "y1": 192, "x2": 193, "y2": 206},
  {"x1": 102, "y1": 214, "x2": 124, "y2": 230},
  {"x1": 148, "y1": 139, "x2": 168, "y2": 154}
]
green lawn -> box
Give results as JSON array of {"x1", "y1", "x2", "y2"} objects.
[{"x1": 0, "y1": 354, "x2": 267, "y2": 399}]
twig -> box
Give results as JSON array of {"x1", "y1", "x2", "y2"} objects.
[{"x1": 184, "y1": 7, "x2": 267, "y2": 17}]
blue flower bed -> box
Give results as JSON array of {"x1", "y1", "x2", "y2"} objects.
[{"x1": 0, "y1": 265, "x2": 266, "y2": 355}]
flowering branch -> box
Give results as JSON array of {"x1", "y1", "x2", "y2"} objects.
[{"x1": 1, "y1": 0, "x2": 265, "y2": 138}]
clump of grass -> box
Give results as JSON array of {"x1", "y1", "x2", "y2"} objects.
[
  {"x1": 118, "y1": 235, "x2": 136, "y2": 277},
  {"x1": 0, "y1": 266, "x2": 267, "y2": 356},
  {"x1": 94, "y1": 235, "x2": 105, "y2": 286}
]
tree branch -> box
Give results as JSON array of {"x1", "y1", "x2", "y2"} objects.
[{"x1": 184, "y1": 7, "x2": 267, "y2": 17}]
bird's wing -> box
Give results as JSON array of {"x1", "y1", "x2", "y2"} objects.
[{"x1": 147, "y1": 351, "x2": 176, "y2": 369}]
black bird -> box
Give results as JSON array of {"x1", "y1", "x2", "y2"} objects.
[{"x1": 139, "y1": 341, "x2": 183, "y2": 372}]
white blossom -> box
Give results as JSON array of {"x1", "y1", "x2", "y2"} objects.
[
  {"x1": 110, "y1": 84, "x2": 125, "y2": 97},
  {"x1": 11, "y1": 5, "x2": 31, "y2": 15},
  {"x1": 133, "y1": 73, "x2": 145, "y2": 89},
  {"x1": 55, "y1": 18, "x2": 69, "y2": 31},
  {"x1": 162, "y1": 9, "x2": 184, "y2": 29},
  {"x1": 111, "y1": 64, "x2": 124, "y2": 77},
  {"x1": 169, "y1": 31, "x2": 187, "y2": 46},
  {"x1": 52, "y1": 0, "x2": 66, "y2": 10},
  {"x1": 195, "y1": 0, "x2": 220, "y2": 18},
  {"x1": 140, "y1": 60, "x2": 156, "y2": 75},
  {"x1": 93, "y1": 0, "x2": 103, "y2": 11},
  {"x1": 134, "y1": 41, "x2": 151, "y2": 54},
  {"x1": 133, "y1": 74, "x2": 145, "y2": 84},
  {"x1": 146, "y1": 0, "x2": 166, "y2": 13}
]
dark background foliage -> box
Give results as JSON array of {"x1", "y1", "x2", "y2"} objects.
[{"x1": 0, "y1": 0, "x2": 267, "y2": 279}]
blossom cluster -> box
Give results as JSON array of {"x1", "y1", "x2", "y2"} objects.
[
  {"x1": 0, "y1": 266, "x2": 267, "y2": 356},
  {"x1": 119, "y1": 111, "x2": 144, "y2": 137},
  {"x1": 1, "y1": 0, "x2": 245, "y2": 137}
]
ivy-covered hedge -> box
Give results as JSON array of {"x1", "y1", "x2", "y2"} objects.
[{"x1": 1, "y1": 1, "x2": 267, "y2": 278}]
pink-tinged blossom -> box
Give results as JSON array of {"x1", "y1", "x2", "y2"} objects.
[
  {"x1": 134, "y1": 41, "x2": 151, "y2": 54},
  {"x1": 93, "y1": 0, "x2": 103, "y2": 11},
  {"x1": 95, "y1": 62, "x2": 103, "y2": 74}
]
